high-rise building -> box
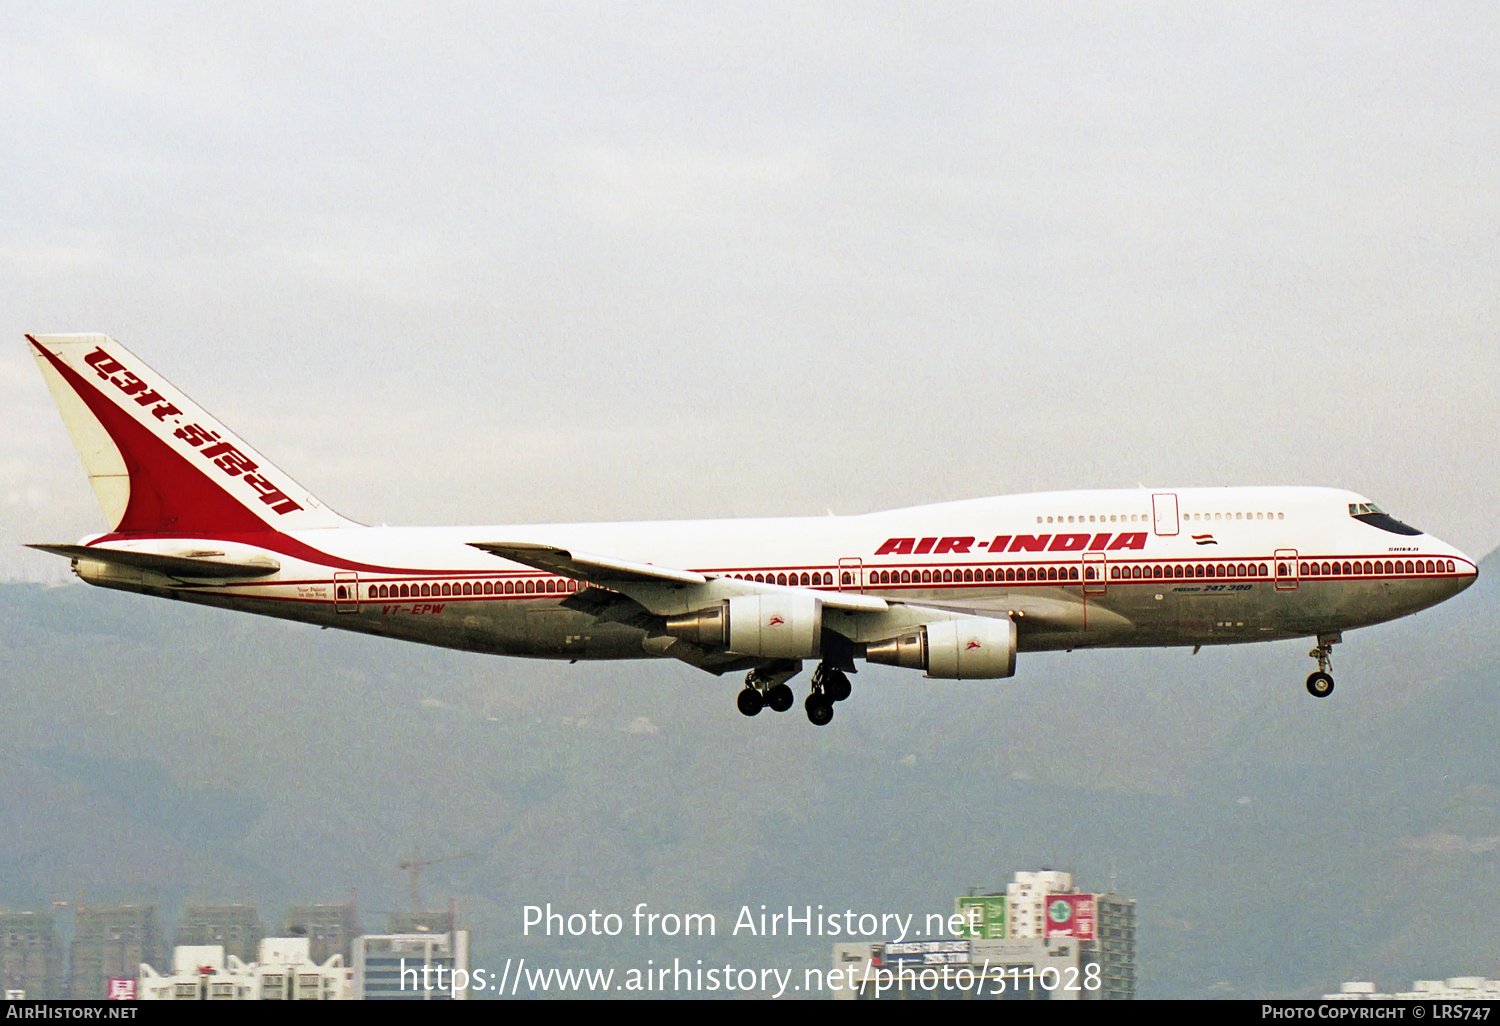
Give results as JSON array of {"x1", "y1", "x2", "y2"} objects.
[
  {"x1": 284, "y1": 902, "x2": 358, "y2": 966},
  {"x1": 353, "y1": 932, "x2": 470, "y2": 1000},
  {"x1": 837, "y1": 870, "x2": 1136, "y2": 1000},
  {"x1": 1007, "y1": 870, "x2": 1076, "y2": 939},
  {"x1": 69, "y1": 904, "x2": 161, "y2": 999},
  {"x1": 0, "y1": 911, "x2": 63, "y2": 999},
  {"x1": 175, "y1": 904, "x2": 263, "y2": 963},
  {"x1": 1091, "y1": 893, "x2": 1136, "y2": 1000}
]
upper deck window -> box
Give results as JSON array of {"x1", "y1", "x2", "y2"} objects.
[{"x1": 1349, "y1": 502, "x2": 1422, "y2": 536}]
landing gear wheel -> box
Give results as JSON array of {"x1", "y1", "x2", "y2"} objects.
[
  {"x1": 1305, "y1": 634, "x2": 1340, "y2": 698},
  {"x1": 737, "y1": 687, "x2": 765, "y2": 716},
  {"x1": 766, "y1": 683, "x2": 794, "y2": 713},
  {"x1": 823, "y1": 668, "x2": 851, "y2": 703},
  {"x1": 805, "y1": 693, "x2": 834, "y2": 726}
]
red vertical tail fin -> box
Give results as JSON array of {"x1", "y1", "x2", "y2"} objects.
[{"x1": 28, "y1": 333, "x2": 357, "y2": 535}]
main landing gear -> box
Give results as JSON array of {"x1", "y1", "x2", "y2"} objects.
[
  {"x1": 737, "y1": 662, "x2": 799, "y2": 717},
  {"x1": 1305, "y1": 633, "x2": 1340, "y2": 698},
  {"x1": 805, "y1": 663, "x2": 852, "y2": 727},
  {"x1": 736, "y1": 660, "x2": 852, "y2": 726}
]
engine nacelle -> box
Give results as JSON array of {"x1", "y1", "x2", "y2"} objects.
[
  {"x1": 865, "y1": 616, "x2": 1017, "y2": 680},
  {"x1": 664, "y1": 594, "x2": 822, "y2": 659}
]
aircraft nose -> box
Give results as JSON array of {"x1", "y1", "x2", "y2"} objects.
[{"x1": 1443, "y1": 542, "x2": 1479, "y2": 593}]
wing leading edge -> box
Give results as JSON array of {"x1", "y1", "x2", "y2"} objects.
[{"x1": 468, "y1": 542, "x2": 889, "y2": 614}]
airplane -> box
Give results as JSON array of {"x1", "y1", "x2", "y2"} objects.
[{"x1": 25, "y1": 333, "x2": 1479, "y2": 725}]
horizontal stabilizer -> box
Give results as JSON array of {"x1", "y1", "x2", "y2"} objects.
[{"x1": 28, "y1": 543, "x2": 281, "y2": 579}]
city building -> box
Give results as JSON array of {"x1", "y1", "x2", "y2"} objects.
[
  {"x1": 175, "y1": 904, "x2": 263, "y2": 963},
  {"x1": 256, "y1": 936, "x2": 352, "y2": 1000},
  {"x1": 69, "y1": 903, "x2": 161, "y2": 999},
  {"x1": 834, "y1": 870, "x2": 1135, "y2": 1000},
  {"x1": 138, "y1": 944, "x2": 258, "y2": 1000},
  {"x1": 138, "y1": 937, "x2": 351, "y2": 1000},
  {"x1": 832, "y1": 935, "x2": 1094, "y2": 1001},
  {"x1": 0, "y1": 911, "x2": 63, "y2": 999},
  {"x1": 1326, "y1": 977, "x2": 1500, "y2": 1000},
  {"x1": 284, "y1": 901, "x2": 359, "y2": 966},
  {"x1": 1007, "y1": 870, "x2": 1076, "y2": 939},
  {"x1": 1092, "y1": 893, "x2": 1136, "y2": 1000},
  {"x1": 353, "y1": 931, "x2": 471, "y2": 1000}
]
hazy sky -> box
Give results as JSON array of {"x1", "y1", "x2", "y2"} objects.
[{"x1": 5, "y1": 3, "x2": 1497, "y2": 581}]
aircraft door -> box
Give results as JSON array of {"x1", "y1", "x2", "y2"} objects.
[
  {"x1": 1082, "y1": 551, "x2": 1106, "y2": 595},
  {"x1": 1152, "y1": 493, "x2": 1180, "y2": 536},
  {"x1": 838, "y1": 557, "x2": 864, "y2": 593},
  {"x1": 334, "y1": 571, "x2": 359, "y2": 612},
  {"x1": 1275, "y1": 549, "x2": 1299, "y2": 591}
]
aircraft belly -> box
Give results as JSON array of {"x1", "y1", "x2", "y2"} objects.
[
  {"x1": 371, "y1": 599, "x2": 650, "y2": 658},
  {"x1": 79, "y1": 577, "x2": 655, "y2": 660}
]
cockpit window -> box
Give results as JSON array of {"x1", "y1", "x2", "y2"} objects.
[{"x1": 1349, "y1": 502, "x2": 1422, "y2": 536}]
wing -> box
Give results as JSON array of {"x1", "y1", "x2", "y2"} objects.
[
  {"x1": 469, "y1": 542, "x2": 889, "y2": 613},
  {"x1": 469, "y1": 542, "x2": 708, "y2": 586}
]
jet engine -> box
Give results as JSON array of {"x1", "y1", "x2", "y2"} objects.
[
  {"x1": 665, "y1": 594, "x2": 822, "y2": 659},
  {"x1": 865, "y1": 616, "x2": 1017, "y2": 679}
]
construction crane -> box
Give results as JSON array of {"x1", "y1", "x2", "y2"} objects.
[{"x1": 397, "y1": 848, "x2": 475, "y2": 910}]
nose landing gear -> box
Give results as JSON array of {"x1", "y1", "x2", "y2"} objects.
[{"x1": 1305, "y1": 633, "x2": 1339, "y2": 698}]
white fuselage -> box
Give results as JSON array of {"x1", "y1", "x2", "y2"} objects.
[{"x1": 73, "y1": 485, "x2": 1477, "y2": 667}]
